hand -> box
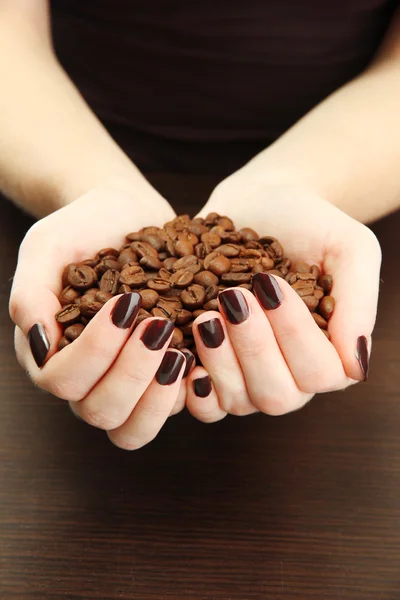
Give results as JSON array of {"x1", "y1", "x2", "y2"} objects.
[
  {"x1": 9, "y1": 183, "x2": 191, "y2": 450},
  {"x1": 185, "y1": 180, "x2": 381, "y2": 422}
]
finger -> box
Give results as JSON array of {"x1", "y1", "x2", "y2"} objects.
[
  {"x1": 107, "y1": 350, "x2": 186, "y2": 450},
  {"x1": 253, "y1": 273, "x2": 348, "y2": 393},
  {"x1": 323, "y1": 227, "x2": 381, "y2": 381},
  {"x1": 192, "y1": 312, "x2": 255, "y2": 415},
  {"x1": 218, "y1": 287, "x2": 312, "y2": 415},
  {"x1": 15, "y1": 293, "x2": 143, "y2": 401},
  {"x1": 169, "y1": 349, "x2": 196, "y2": 416},
  {"x1": 186, "y1": 366, "x2": 228, "y2": 423},
  {"x1": 73, "y1": 317, "x2": 175, "y2": 430}
]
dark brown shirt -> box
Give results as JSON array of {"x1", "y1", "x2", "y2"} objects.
[{"x1": 51, "y1": 0, "x2": 398, "y2": 175}]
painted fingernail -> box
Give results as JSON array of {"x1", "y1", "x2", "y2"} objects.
[
  {"x1": 141, "y1": 318, "x2": 174, "y2": 350},
  {"x1": 156, "y1": 350, "x2": 185, "y2": 385},
  {"x1": 111, "y1": 293, "x2": 142, "y2": 329},
  {"x1": 28, "y1": 323, "x2": 50, "y2": 368},
  {"x1": 252, "y1": 272, "x2": 283, "y2": 310},
  {"x1": 198, "y1": 318, "x2": 225, "y2": 348},
  {"x1": 193, "y1": 375, "x2": 212, "y2": 398},
  {"x1": 219, "y1": 289, "x2": 250, "y2": 324},
  {"x1": 180, "y1": 349, "x2": 195, "y2": 378},
  {"x1": 356, "y1": 335, "x2": 369, "y2": 381}
]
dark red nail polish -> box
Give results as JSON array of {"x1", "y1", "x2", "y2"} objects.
[
  {"x1": 198, "y1": 318, "x2": 225, "y2": 348},
  {"x1": 28, "y1": 323, "x2": 50, "y2": 368},
  {"x1": 253, "y1": 272, "x2": 283, "y2": 310},
  {"x1": 219, "y1": 289, "x2": 250, "y2": 324},
  {"x1": 141, "y1": 319, "x2": 174, "y2": 350},
  {"x1": 356, "y1": 336, "x2": 369, "y2": 381},
  {"x1": 180, "y1": 349, "x2": 195, "y2": 378},
  {"x1": 156, "y1": 350, "x2": 185, "y2": 385},
  {"x1": 193, "y1": 375, "x2": 212, "y2": 397},
  {"x1": 111, "y1": 293, "x2": 141, "y2": 329}
]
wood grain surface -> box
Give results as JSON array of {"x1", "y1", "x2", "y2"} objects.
[{"x1": 1, "y1": 176, "x2": 399, "y2": 600}]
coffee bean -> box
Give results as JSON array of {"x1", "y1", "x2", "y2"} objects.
[
  {"x1": 285, "y1": 272, "x2": 297, "y2": 285},
  {"x1": 130, "y1": 241, "x2": 159, "y2": 258},
  {"x1": 203, "y1": 252, "x2": 231, "y2": 276},
  {"x1": 58, "y1": 337, "x2": 71, "y2": 351},
  {"x1": 100, "y1": 269, "x2": 120, "y2": 295},
  {"x1": 142, "y1": 225, "x2": 164, "y2": 236},
  {"x1": 311, "y1": 265, "x2": 321, "y2": 279},
  {"x1": 96, "y1": 290, "x2": 114, "y2": 304},
  {"x1": 158, "y1": 252, "x2": 168, "y2": 261},
  {"x1": 163, "y1": 257, "x2": 178, "y2": 271},
  {"x1": 302, "y1": 295, "x2": 319, "y2": 311},
  {"x1": 139, "y1": 289, "x2": 159, "y2": 311},
  {"x1": 259, "y1": 237, "x2": 284, "y2": 260},
  {"x1": 81, "y1": 258, "x2": 100, "y2": 268},
  {"x1": 219, "y1": 230, "x2": 241, "y2": 243},
  {"x1": 151, "y1": 306, "x2": 177, "y2": 322},
  {"x1": 239, "y1": 227, "x2": 259, "y2": 243},
  {"x1": 139, "y1": 255, "x2": 163, "y2": 270},
  {"x1": 215, "y1": 244, "x2": 241, "y2": 258},
  {"x1": 119, "y1": 284, "x2": 132, "y2": 294},
  {"x1": 180, "y1": 284, "x2": 206, "y2": 310},
  {"x1": 294, "y1": 261, "x2": 310, "y2": 274},
  {"x1": 59, "y1": 285, "x2": 81, "y2": 307},
  {"x1": 118, "y1": 249, "x2": 138, "y2": 266},
  {"x1": 314, "y1": 289, "x2": 324, "y2": 300},
  {"x1": 204, "y1": 212, "x2": 220, "y2": 226},
  {"x1": 220, "y1": 272, "x2": 252, "y2": 286},
  {"x1": 56, "y1": 304, "x2": 81, "y2": 325},
  {"x1": 238, "y1": 283, "x2": 253, "y2": 290},
  {"x1": 126, "y1": 232, "x2": 142, "y2": 242},
  {"x1": 173, "y1": 255, "x2": 198, "y2": 271},
  {"x1": 204, "y1": 285, "x2": 219, "y2": 303},
  {"x1": 169, "y1": 327, "x2": 184, "y2": 348},
  {"x1": 175, "y1": 240, "x2": 195, "y2": 257},
  {"x1": 170, "y1": 269, "x2": 194, "y2": 288},
  {"x1": 67, "y1": 265, "x2": 98, "y2": 290},
  {"x1": 79, "y1": 295, "x2": 104, "y2": 319},
  {"x1": 192, "y1": 309, "x2": 207, "y2": 319},
  {"x1": 200, "y1": 232, "x2": 222, "y2": 248},
  {"x1": 312, "y1": 313, "x2": 328, "y2": 329},
  {"x1": 64, "y1": 323, "x2": 85, "y2": 341},
  {"x1": 319, "y1": 274, "x2": 333, "y2": 294},
  {"x1": 294, "y1": 286, "x2": 315, "y2": 297},
  {"x1": 119, "y1": 266, "x2": 147, "y2": 288},
  {"x1": 217, "y1": 216, "x2": 235, "y2": 230},
  {"x1": 194, "y1": 270, "x2": 219, "y2": 287},
  {"x1": 135, "y1": 309, "x2": 152, "y2": 326},
  {"x1": 204, "y1": 299, "x2": 219, "y2": 311},
  {"x1": 189, "y1": 223, "x2": 208, "y2": 237},
  {"x1": 97, "y1": 247, "x2": 119, "y2": 259},
  {"x1": 95, "y1": 257, "x2": 121, "y2": 277},
  {"x1": 175, "y1": 308, "x2": 193, "y2": 325},
  {"x1": 319, "y1": 296, "x2": 335, "y2": 320},
  {"x1": 147, "y1": 278, "x2": 172, "y2": 293},
  {"x1": 166, "y1": 239, "x2": 177, "y2": 256},
  {"x1": 157, "y1": 296, "x2": 182, "y2": 312},
  {"x1": 178, "y1": 231, "x2": 199, "y2": 246},
  {"x1": 144, "y1": 270, "x2": 160, "y2": 282},
  {"x1": 231, "y1": 258, "x2": 252, "y2": 273},
  {"x1": 141, "y1": 233, "x2": 165, "y2": 252}
]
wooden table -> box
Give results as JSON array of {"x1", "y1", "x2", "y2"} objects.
[{"x1": 1, "y1": 176, "x2": 400, "y2": 600}]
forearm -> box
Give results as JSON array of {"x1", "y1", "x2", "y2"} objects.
[
  {"x1": 0, "y1": 14, "x2": 170, "y2": 218},
  {"x1": 237, "y1": 13, "x2": 400, "y2": 223}
]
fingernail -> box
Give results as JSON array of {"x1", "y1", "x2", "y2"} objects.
[
  {"x1": 111, "y1": 293, "x2": 142, "y2": 329},
  {"x1": 219, "y1": 289, "x2": 250, "y2": 324},
  {"x1": 356, "y1": 335, "x2": 369, "y2": 381},
  {"x1": 28, "y1": 323, "x2": 50, "y2": 368},
  {"x1": 198, "y1": 318, "x2": 225, "y2": 348},
  {"x1": 253, "y1": 272, "x2": 283, "y2": 310},
  {"x1": 181, "y1": 349, "x2": 195, "y2": 378},
  {"x1": 193, "y1": 375, "x2": 212, "y2": 398},
  {"x1": 141, "y1": 318, "x2": 174, "y2": 350},
  {"x1": 156, "y1": 350, "x2": 186, "y2": 385}
]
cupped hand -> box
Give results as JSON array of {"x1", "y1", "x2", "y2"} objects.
[
  {"x1": 186, "y1": 181, "x2": 381, "y2": 422},
  {"x1": 9, "y1": 183, "x2": 191, "y2": 449}
]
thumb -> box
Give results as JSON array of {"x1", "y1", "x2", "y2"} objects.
[{"x1": 324, "y1": 227, "x2": 382, "y2": 382}]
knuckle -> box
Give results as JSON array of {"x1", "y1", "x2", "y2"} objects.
[
  {"x1": 82, "y1": 407, "x2": 122, "y2": 431},
  {"x1": 108, "y1": 432, "x2": 147, "y2": 451},
  {"x1": 251, "y1": 390, "x2": 305, "y2": 416},
  {"x1": 9, "y1": 287, "x2": 25, "y2": 326},
  {"x1": 232, "y1": 336, "x2": 266, "y2": 359},
  {"x1": 40, "y1": 375, "x2": 85, "y2": 402}
]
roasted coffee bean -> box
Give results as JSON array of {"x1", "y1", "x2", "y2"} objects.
[
  {"x1": 96, "y1": 290, "x2": 114, "y2": 304},
  {"x1": 215, "y1": 244, "x2": 241, "y2": 258},
  {"x1": 175, "y1": 308, "x2": 193, "y2": 325},
  {"x1": 312, "y1": 313, "x2": 328, "y2": 329},
  {"x1": 142, "y1": 225, "x2": 164, "y2": 236},
  {"x1": 81, "y1": 258, "x2": 100, "y2": 268},
  {"x1": 217, "y1": 216, "x2": 235, "y2": 230},
  {"x1": 292, "y1": 278, "x2": 316, "y2": 291},
  {"x1": 139, "y1": 289, "x2": 159, "y2": 311},
  {"x1": 180, "y1": 321, "x2": 194, "y2": 338},
  {"x1": 200, "y1": 232, "x2": 222, "y2": 248},
  {"x1": 97, "y1": 247, "x2": 119, "y2": 259},
  {"x1": 319, "y1": 274, "x2": 333, "y2": 294},
  {"x1": 203, "y1": 252, "x2": 231, "y2": 276},
  {"x1": 294, "y1": 261, "x2": 310, "y2": 274},
  {"x1": 144, "y1": 270, "x2": 161, "y2": 282},
  {"x1": 79, "y1": 295, "x2": 104, "y2": 319},
  {"x1": 58, "y1": 336, "x2": 71, "y2": 351},
  {"x1": 239, "y1": 227, "x2": 259, "y2": 243},
  {"x1": 151, "y1": 306, "x2": 177, "y2": 322},
  {"x1": 157, "y1": 296, "x2": 182, "y2": 312},
  {"x1": 158, "y1": 252, "x2": 168, "y2": 261},
  {"x1": 139, "y1": 255, "x2": 163, "y2": 270},
  {"x1": 220, "y1": 272, "x2": 252, "y2": 286},
  {"x1": 67, "y1": 264, "x2": 97, "y2": 290},
  {"x1": 100, "y1": 269, "x2": 120, "y2": 294},
  {"x1": 238, "y1": 283, "x2": 253, "y2": 290},
  {"x1": 204, "y1": 299, "x2": 219, "y2": 311},
  {"x1": 302, "y1": 295, "x2": 319, "y2": 311},
  {"x1": 173, "y1": 255, "x2": 198, "y2": 271},
  {"x1": 175, "y1": 240, "x2": 195, "y2": 257},
  {"x1": 178, "y1": 231, "x2": 199, "y2": 246},
  {"x1": 314, "y1": 289, "x2": 324, "y2": 300},
  {"x1": 56, "y1": 304, "x2": 81, "y2": 325},
  {"x1": 180, "y1": 284, "x2": 206, "y2": 310},
  {"x1": 59, "y1": 285, "x2": 81, "y2": 307},
  {"x1": 169, "y1": 327, "x2": 184, "y2": 349},
  {"x1": 126, "y1": 232, "x2": 142, "y2": 242},
  {"x1": 118, "y1": 249, "x2": 137, "y2": 266},
  {"x1": 192, "y1": 309, "x2": 207, "y2": 319},
  {"x1": 244, "y1": 241, "x2": 263, "y2": 250},
  {"x1": 204, "y1": 212, "x2": 220, "y2": 226},
  {"x1": 319, "y1": 296, "x2": 335, "y2": 320},
  {"x1": 285, "y1": 272, "x2": 297, "y2": 285},
  {"x1": 259, "y1": 236, "x2": 284, "y2": 260},
  {"x1": 311, "y1": 265, "x2": 321, "y2": 279},
  {"x1": 164, "y1": 224, "x2": 179, "y2": 240},
  {"x1": 294, "y1": 286, "x2": 315, "y2": 297},
  {"x1": 240, "y1": 247, "x2": 262, "y2": 260},
  {"x1": 163, "y1": 257, "x2": 178, "y2": 271},
  {"x1": 170, "y1": 269, "x2": 194, "y2": 288},
  {"x1": 189, "y1": 223, "x2": 208, "y2": 237},
  {"x1": 147, "y1": 278, "x2": 172, "y2": 293},
  {"x1": 95, "y1": 257, "x2": 121, "y2": 277},
  {"x1": 119, "y1": 266, "x2": 147, "y2": 288},
  {"x1": 141, "y1": 233, "x2": 165, "y2": 252},
  {"x1": 231, "y1": 258, "x2": 252, "y2": 273},
  {"x1": 194, "y1": 270, "x2": 219, "y2": 287},
  {"x1": 166, "y1": 239, "x2": 177, "y2": 256},
  {"x1": 204, "y1": 285, "x2": 219, "y2": 304},
  {"x1": 135, "y1": 309, "x2": 152, "y2": 326},
  {"x1": 251, "y1": 262, "x2": 265, "y2": 274},
  {"x1": 267, "y1": 269, "x2": 283, "y2": 277},
  {"x1": 219, "y1": 230, "x2": 241, "y2": 243},
  {"x1": 130, "y1": 241, "x2": 158, "y2": 258},
  {"x1": 119, "y1": 284, "x2": 132, "y2": 294},
  {"x1": 64, "y1": 323, "x2": 85, "y2": 341}
]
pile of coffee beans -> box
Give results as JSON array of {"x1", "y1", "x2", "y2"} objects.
[{"x1": 55, "y1": 213, "x2": 335, "y2": 355}]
